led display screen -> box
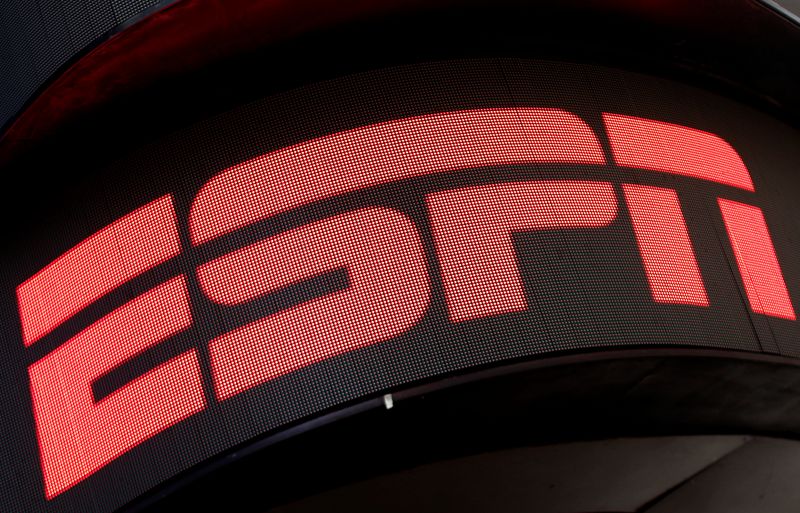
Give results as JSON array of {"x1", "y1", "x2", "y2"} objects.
[{"x1": 3, "y1": 58, "x2": 800, "y2": 512}]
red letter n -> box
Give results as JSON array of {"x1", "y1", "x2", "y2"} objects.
[{"x1": 605, "y1": 113, "x2": 794, "y2": 319}]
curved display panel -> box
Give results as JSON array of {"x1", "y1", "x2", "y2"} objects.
[
  {"x1": 0, "y1": 0, "x2": 171, "y2": 132},
  {"x1": 3, "y1": 59, "x2": 800, "y2": 512}
]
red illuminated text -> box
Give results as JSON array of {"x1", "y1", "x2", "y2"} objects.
[
  {"x1": 428, "y1": 181, "x2": 618, "y2": 322},
  {"x1": 622, "y1": 184, "x2": 709, "y2": 307},
  {"x1": 18, "y1": 108, "x2": 795, "y2": 498},
  {"x1": 28, "y1": 277, "x2": 205, "y2": 498},
  {"x1": 199, "y1": 207, "x2": 430, "y2": 399}
]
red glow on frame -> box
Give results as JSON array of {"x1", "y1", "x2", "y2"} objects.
[
  {"x1": 718, "y1": 199, "x2": 796, "y2": 320},
  {"x1": 427, "y1": 181, "x2": 618, "y2": 323},
  {"x1": 199, "y1": 207, "x2": 430, "y2": 400},
  {"x1": 28, "y1": 277, "x2": 205, "y2": 498},
  {"x1": 189, "y1": 107, "x2": 608, "y2": 244},
  {"x1": 603, "y1": 113, "x2": 755, "y2": 191},
  {"x1": 17, "y1": 196, "x2": 181, "y2": 346},
  {"x1": 622, "y1": 184, "x2": 709, "y2": 306}
]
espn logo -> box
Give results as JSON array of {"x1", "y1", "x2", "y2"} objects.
[{"x1": 16, "y1": 108, "x2": 794, "y2": 497}]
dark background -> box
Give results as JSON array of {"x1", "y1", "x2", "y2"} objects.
[{"x1": 0, "y1": 0, "x2": 170, "y2": 133}]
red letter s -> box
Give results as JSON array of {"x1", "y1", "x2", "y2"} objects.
[{"x1": 198, "y1": 207, "x2": 430, "y2": 400}]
